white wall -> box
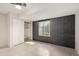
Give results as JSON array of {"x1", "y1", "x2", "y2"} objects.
[
  {"x1": 75, "y1": 11, "x2": 79, "y2": 54},
  {"x1": 13, "y1": 19, "x2": 24, "y2": 45},
  {"x1": 8, "y1": 14, "x2": 24, "y2": 47},
  {"x1": 0, "y1": 13, "x2": 24, "y2": 48},
  {"x1": 0, "y1": 14, "x2": 8, "y2": 47}
]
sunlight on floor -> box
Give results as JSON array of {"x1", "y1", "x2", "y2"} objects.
[{"x1": 26, "y1": 41, "x2": 35, "y2": 45}]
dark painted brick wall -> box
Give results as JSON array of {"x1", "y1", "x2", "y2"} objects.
[{"x1": 33, "y1": 15, "x2": 75, "y2": 49}]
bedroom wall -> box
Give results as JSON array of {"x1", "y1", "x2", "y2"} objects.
[
  {"x1": 13, "y1": 19, "x2": 24, "y2": 45},
  {"x1": 0, "y1": 14, "x2": 8, "y2": 47},
  {"x1": 9, "y1": 14, "x2": 24, "y2": 47},
  {"x1": 33, "y1": 15, "x2": 75, "y2": 48},
  {"x1": 6, "y1": 13, "x2": 24, "y2": 47},
  {"x1": 75, "y1": 11, "x2": 79, "y2": 54}
]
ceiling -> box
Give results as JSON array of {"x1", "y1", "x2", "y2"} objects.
[{"x1": 0, "y1": 3, "x2": 79, "y2": 21}]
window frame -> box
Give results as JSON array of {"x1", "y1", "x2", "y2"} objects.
[{"x1": 38, "y1": 20, "x2": 50, "y2": 37}]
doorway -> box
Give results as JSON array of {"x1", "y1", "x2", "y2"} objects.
[{"x1": 24, "y1": 21, "x2": 32, "y2": 41}]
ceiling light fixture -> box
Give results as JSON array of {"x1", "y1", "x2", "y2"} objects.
[
  {"x1": 15, "y1": 5, "x2": 22, "y2": 9},
  {"x1": 10, "y1": 3, "x2": 27, "y2": 10}
]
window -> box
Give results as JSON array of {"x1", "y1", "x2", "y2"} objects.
[{"x1": 39, "y1": 21, "x2": 50, "y2": 37}]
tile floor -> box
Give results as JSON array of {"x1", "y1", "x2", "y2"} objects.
[{"x1": 0, "y1": 41, "x2": 78, "y2": 56}]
